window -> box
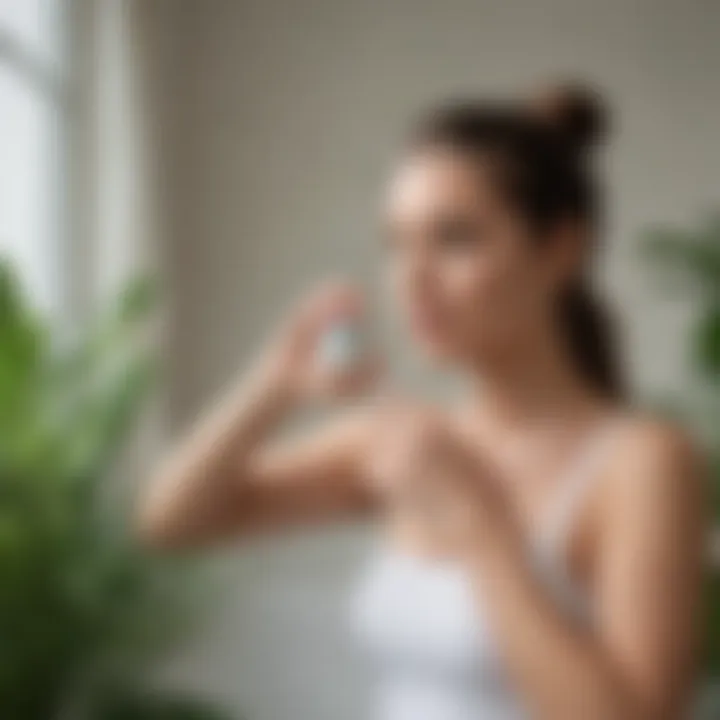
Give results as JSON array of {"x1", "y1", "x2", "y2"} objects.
[{"x1": 0, "y1": 0, "x2": 66, "y2": 314}]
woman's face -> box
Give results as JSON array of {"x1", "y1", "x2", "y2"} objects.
[{"x1": 384, "y1": 148, "x2": 572, "y2": 366}]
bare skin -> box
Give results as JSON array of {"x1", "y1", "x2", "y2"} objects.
[{"x1": 139, "y1": 148, "x2": 707, "y2": 719}]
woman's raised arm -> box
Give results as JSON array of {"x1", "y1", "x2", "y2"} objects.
[{"x1": 137, "y1": 283, "x2": 379, "y2": 549}]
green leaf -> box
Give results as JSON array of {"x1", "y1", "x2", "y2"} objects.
[
  {"x1": 695, "y1": 308, "x2": 720, "y2": 379},
  {"x1": 116, "y1": 275, "x2": 159, "y2": 325},
  {"x1": 86, "y1": 687, "x2": 234, "y2": 720},
  {"x1": 698, "y1": 211, "x2": 720, "y2": 253},
  {"x1": 0, "y1": 268, "x2": 226, "y2": 719},
  {"x1": 638, "y1": 222, "x2": 720, "y2": 299},
  {"x1": 705, "y1": 570, "x2": 720, "y2": 678},
  {"x1": 0, "y1": 260, "x2": 50, "y2": 438}
]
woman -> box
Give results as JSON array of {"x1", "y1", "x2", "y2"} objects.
[{"x1": 139, "y1": 84, "x2": 707, "y2": 720}]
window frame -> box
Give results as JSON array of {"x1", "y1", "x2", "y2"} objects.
[{"x1": 0, "y1": 0, "x2": 75, "y2": 320}]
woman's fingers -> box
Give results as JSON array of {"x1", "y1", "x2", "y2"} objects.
[
  {"x1": 364, "y1": 405, "x2": 504, "y2": 548},
  {"x1": 293, "y1": 280, "x2": 363, "y2": 344},
  {"x1": 264, "y1": 279, "x2": 381, "y2": 401}
]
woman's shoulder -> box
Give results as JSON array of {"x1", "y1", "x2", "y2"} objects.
[
  {"x1": 603, "y1": 410, "x2": 706, "y2": 517},
  {"x1": 612, "y1": 411, "x2": 701, "y2": 473}
]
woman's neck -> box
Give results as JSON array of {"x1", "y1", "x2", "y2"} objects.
[{"x1": 467, "y1": 328, "x2": 608, "y2": 434}]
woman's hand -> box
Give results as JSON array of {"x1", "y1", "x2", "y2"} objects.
[
  {"x1": 366, "y1": 405, "x2": 517, "y2": 554},
  {"x1": 261, "y1": 281, "x2": 381, "y2": 403}
]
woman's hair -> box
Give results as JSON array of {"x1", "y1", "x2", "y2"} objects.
[{"x1": 409, "y1": 82, "x2": 623, "y2": 399}]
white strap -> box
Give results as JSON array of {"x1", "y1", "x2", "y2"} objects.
[{"x1": 536, "y1": 417, "x2": 625, "y2": 554}]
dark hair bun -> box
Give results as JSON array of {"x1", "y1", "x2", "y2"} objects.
[{"x1": 529, "y1": 82, "x2": 610, "y2": 153}]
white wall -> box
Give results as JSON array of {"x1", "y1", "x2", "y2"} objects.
[{"x1": 142, "y1": 1, "x2": 720, "y2": 718}]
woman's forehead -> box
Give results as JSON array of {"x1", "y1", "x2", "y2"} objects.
[{"x1": 384, "y1": 149, "x2": 499, "y2": 222}]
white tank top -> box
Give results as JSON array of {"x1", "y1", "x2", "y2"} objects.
[{"x1": 351, "y1": 420, "x2": 624, "y2": 720}]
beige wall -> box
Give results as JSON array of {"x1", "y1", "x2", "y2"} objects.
[{"x1": 143, "y1": 1, "x2": 720, "y2": 718}]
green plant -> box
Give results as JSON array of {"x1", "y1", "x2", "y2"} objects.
[
  {"x1": 0, "y1": 260, "x2": 231, "y2": 720},
  {"x1": 638, "y1": 211, "x2": 720, "y2": 681}
]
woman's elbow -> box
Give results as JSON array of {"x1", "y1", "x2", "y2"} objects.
[{"x1": 133, "y1": 472, "x2": 248, "y2": 551}]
